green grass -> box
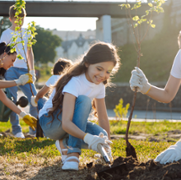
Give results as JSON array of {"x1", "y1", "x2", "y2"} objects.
[
  {"x1": 0, "y1": 136, "x2": 172, "y2": 165},
  {"x1": 1, "y1": 119, "x2": 181, "y2": 136},
  {"x1": 0, "y1": 120, "x2": 180, "y2": 166},
  {"x1": 109, "y1": 120, "x2": 181, "y2": 135}
]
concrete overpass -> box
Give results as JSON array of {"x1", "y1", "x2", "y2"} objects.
[
  {"x1": 0, "y1": 1, "x2": 150, "y2": 43},
  {"x1": 0, "y1": 1, "x2": 149, "y2": 18}
]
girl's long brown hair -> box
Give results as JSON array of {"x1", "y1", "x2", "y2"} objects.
[{"x1": 48, "y1": 41, "x2": 121, "y2": 122}]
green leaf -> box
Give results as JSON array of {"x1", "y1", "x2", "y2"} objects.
[
  {"x1": 148, "y1": 3, "x2": 153, "y2": 7},
  {"x1": 150, "y1": 23, "x2": 156, "y2": 28},
  {"x1": 132, "y1": 16, "x2": 139, "y2": 21}
]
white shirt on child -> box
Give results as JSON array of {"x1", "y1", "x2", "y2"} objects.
[
  {"x1": 0, "y1": 28, "x2": 30, "y2": 69},
  {"x1": 45, "y1": 75, "x2": 61, "y2": 87},
  {"x1": 171, "y1": 50, "x2": 181, "y2": 79},
  {"x1": 39, "y1": 73, "x2": 105, "y2": 118}
]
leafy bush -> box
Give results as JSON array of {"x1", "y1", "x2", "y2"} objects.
[{"x1": 114, "y1": 98, "x2": 130, "y2": 119}]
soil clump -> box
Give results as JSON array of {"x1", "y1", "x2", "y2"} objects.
[{"x1": 87, "y1": 156, "x2": 181, "y2": 180}]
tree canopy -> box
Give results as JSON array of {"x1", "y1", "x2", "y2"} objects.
[
  {"x1": 33, "y1": 26, "x2": 62, "y2": 64},
  {"x1": 0, "y1": 17, "x2": 11, "y2": 37}
]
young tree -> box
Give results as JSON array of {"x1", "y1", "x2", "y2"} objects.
[{"x1": 121, "y1": 0, "x2": 165, "y2": 158}]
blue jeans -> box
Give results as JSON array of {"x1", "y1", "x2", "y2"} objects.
[
  {"x1": 37, "y1": 97, "x2": 47, "y2": 112},
  {"x1": 5, "y1": 67, "x2": 39, "y2": 135},
  {"x1": 39, "y1": 95, "x2": 107, "y2": 155}
]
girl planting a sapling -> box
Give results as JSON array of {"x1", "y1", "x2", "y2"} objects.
[{"x1": 39, "y1": 42, "x2": 120, "y2": 170}]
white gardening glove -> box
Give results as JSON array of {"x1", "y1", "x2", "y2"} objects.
[
  {"x1": 83, "y1": 133, "x2": 112, "y2": 152},
  {"x1": 31, "y1": 96, "x2": 37, "y2": 107},
  {"x1": 155, "y1": 141, "x2": 181, "y2": 164},
  {"x1": 29, "y1": 70, "x2": 36, "y2": 83},
  {"x1": 129, "y1": 67, "x2": 151, "y2": 94},
  {"x1": 15, "y1": 73, "x2": 33, "y2": 86}
]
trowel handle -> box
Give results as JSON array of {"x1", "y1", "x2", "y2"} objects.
[{"x1": 97, "y1": 144, "x2": 111, "y2": 164}]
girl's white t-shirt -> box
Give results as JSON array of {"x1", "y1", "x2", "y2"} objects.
[
  {"x1": 39, "y1": 73, "x2": 105, "y2": 118},
  {"x1": 171, "y1": 50, "x2": 181, "y2": 78},
  {"x1": 45, "y1": 75, "x2": 61, "y2": 87}
]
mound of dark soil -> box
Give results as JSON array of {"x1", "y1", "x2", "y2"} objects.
[{"x1": 86, "y1": 156, "x2": 181, "y2": 180}]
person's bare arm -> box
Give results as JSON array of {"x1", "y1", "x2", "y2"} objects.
[
  {"x1": 35, "y1": 85, "x2": 50, "y2": 102},
  {"x1": 0, "y1": 80, "x2": 17, "y2": 88},
  {"x1": 147, "y1": 75, "x2": 181, "y2": 103},
  {"x1": 95, "y1": 98, "x2": 110, "y2": 139},
  {"x1": 62, "y1": 93, "x2": 85, "y2": 139},
  {"x1": 0, "y1": 89, "x2": 21, "y2": 114}
]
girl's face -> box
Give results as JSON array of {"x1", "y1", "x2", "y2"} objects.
[
  {"x1": 2, "y1": 53, "x2": 16, "y2": 70},
  {"x1": 85, "y1": 61, "x2": 114, "y2": 85}
]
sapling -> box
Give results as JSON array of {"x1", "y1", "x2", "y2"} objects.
[
  {"x1": 120, "y1": 0, "x2": 165, "y2": 159},
  {"x1": 9, "y1": 0, "x2": 37, "y2": 95}
]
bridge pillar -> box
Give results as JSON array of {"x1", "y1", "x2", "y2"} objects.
[{"x1": 96, "y1": 15, "x2": 112, "y2": 43}]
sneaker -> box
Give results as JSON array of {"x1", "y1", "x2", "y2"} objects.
[
  {"x1": 62, "y1": 156, "x2": 79, "y2": 171},
  {"x1": 15, "y1": 132, "x2": 25, "y2": 138}
]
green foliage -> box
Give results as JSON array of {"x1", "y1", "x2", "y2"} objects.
[
  {"x1": 114, "y1": 98, "x2": 130, "y2": 119},
  {"x1": 33, "y1": 26, "x2": 62, "y2": 64},
  {"x1": 9, "y1": 0, "x2": 37, "y2": 65},
  {"x1": 113, "y1": 2, "x2": 179, "y2": 83},
  {"x1": 121, "y1": 0, "x2": 165, "y2": 29},
  {"x1": 0, "y1": 17, "x2": 11, "y2": 37}
]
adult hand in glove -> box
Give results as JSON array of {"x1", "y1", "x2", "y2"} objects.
[
  {"x1": 83, "y1": 133, "x2": 112, "y2": 152},
  {"x1": 29, "y1": 70, "x2": 36, "y2": 83},
  {"x1": 19, "y1": 112, "x2": 37, "y2": 131},
  {"x1": 15, "y1": 73, "x2": 33, "y2": 86},
  {"x1": 99, "y1": 132, "x2": 113, "y2": 162},
  {"x1": 31, "y1": 96, "x2": 37, "y2": 107},
  {"x1": 155, "y1": 141, "x2": 181, "y2": 164},
  {"x1": 129, "y1": 67, "x2": 151, "y2": 94}
]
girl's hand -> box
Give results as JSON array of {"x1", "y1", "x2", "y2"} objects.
[
  {"x1": 19, "y1": 111, "x2": 37, "y2": 131},
  {"x1": 129, "y1": 67, "x2": 151, "y2": 94},
  {"x1": 31, "y1": 96, "x2": 37, "y2": 107},
  {"x1": 83, "y1": 133, "x2": 112, "y2": 152},
  {"x1": 15, "y1": 73, "x2": 33, "y2": 86},
  {"x1": 155, "y1": 141, "x2": 181, "y2": 164}
]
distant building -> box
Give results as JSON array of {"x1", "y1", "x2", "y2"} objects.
[{"x1": 55, "y1": 33, "x2": 96, "y2": 61}]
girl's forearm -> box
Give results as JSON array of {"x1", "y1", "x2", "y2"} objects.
[
  {"x1": 99, "y1": 119, "x2": 110, "y2": 139},
  {"x1": 2, "y1": 96, "x2": 21, "y2": 115},
  {"x1": 62, "y1": 121, "x2": 85, "y2": 140}
]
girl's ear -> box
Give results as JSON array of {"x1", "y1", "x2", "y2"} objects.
[{"x1": 9, "y1": 17, "x2": 12, "y2": 22}]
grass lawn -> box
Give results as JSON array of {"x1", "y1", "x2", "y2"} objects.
[
  {"x1": 1, "y1": 119, "x2": 180, "y2": 179},
  {"x1": 1, "y1": 119, "x2": 180, "y2": 164}
]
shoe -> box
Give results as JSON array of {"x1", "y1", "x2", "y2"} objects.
[
  {"x1": 62, "y1": 156, "x2": 79, "y2": 171},
  {"x1": 26, "y1": 133, "x2": 36, "y2": 138},
  {"x1": 55, "y1": 140, "x2": 68, "y2": 163},
  {"x1": 15, "y1": 132, "x2": 25, "y2": 138}
]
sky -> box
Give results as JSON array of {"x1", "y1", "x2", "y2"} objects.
[
  {"x1": 22, "y1": 0, "x2": 148, "y2": 31},
  {"x1": 23, "y1": 17, "x2": 98, "y2": 31}
]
